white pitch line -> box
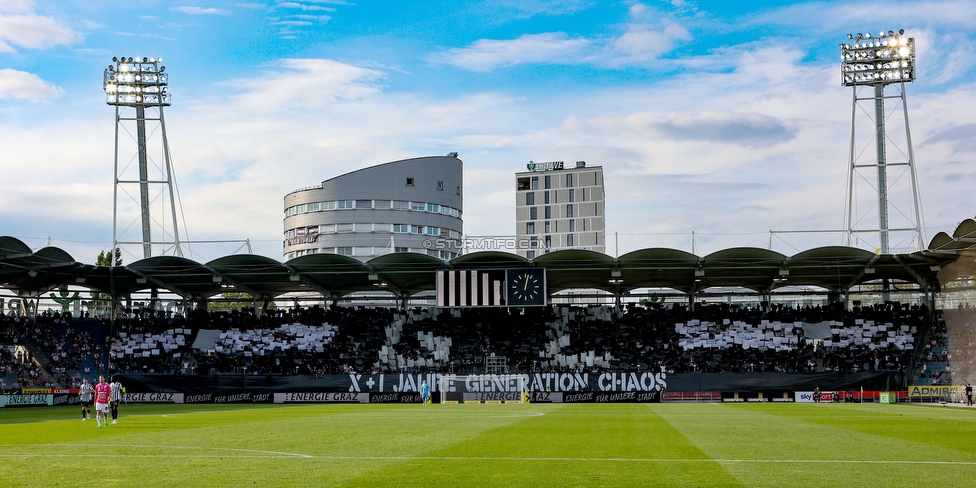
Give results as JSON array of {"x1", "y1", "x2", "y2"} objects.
[
  {"x1": 0, "y1": 444, "x2": 313, "y2": 458},
  {"x1": 0, "y1": 448, "x2": 973, "y2": 466}
]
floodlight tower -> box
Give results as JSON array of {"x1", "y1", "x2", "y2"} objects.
[
  {"x1": 841, "y1": 30, "x2": 925, "y2": 254},
  {"x1": 103, "y1": 56, "x2": 183, "y2": 261}
]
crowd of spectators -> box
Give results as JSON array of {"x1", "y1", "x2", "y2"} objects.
[{"x1": 0, "y1": 300, "x2": 941, "y2": 390}]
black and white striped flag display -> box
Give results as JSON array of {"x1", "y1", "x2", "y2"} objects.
[
  {"x1": 436, "y1": 268, "x2": 547, "y2": 308},
  {"x1": 435, "y1": 269, "x2": 506, "y2": 307}
]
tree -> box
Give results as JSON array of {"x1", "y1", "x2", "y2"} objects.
[
  {"x1": 208, "y1": 292, "x2": 255, "y2": 312},
  {"x1": 91, "y1": 248, "x2": 122, "y2": 317},
  {"x1": 96, "y1": 248, "x2": 122, "y2": 267}
]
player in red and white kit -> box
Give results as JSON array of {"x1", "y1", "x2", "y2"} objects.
[{"x1": 93, "y1": 375, "x2": 112, "y2": 429}]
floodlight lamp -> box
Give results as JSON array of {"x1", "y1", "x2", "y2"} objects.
[
  {"x1": 888, "y1": 30, "x2": 895, "y2": 36},
  {"x1": 899, "y1": 29, "x2": 905, "y2": 35},
  {"x1": 847, "y1": 33, "x2": 853, "y2": 39}
]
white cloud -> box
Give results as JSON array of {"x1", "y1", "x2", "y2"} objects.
[
  {"x1": 0, "y1": 0, "x2": 33, "y2": 14},
  {"x1": 170, "y1": 6, "x2": 232, "y2": 15},
  {"x1": 486, "y1": 0, "x2": 592, "y2": 18},
  {"x1": 428, "y1": 33, "x2": 593, "y2": 71},
  {"x1": 205, "y1": 58, "x2": 385, "y2": 121},
  {"x1": 755, "y1": 1, "x2": 976, "y2": 30},
  {"x1": 562, "y1": 111, "x2": 795, "y2": 147},
  {"x1": 609, "y1": 19, "x2": 691, "y2": 63},
  {"x1": 277, "y1": 2, "x2": 336, "y2": 11},
  {"x1": 0, "y1": 69, "x2": 61, "y2": 101},
  {"x1": 0, "y1": 12, "x2": 81, "y2": 52},
  {"x1": 429, "y1": 3, "x2": 690, "y2": 71}
]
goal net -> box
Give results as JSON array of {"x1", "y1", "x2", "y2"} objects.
[{"x1": 437, "y1": 374, "x2": 527, "y2": 404}]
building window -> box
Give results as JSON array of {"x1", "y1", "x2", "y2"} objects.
[
  {"x1": 406, "y1": 177, "x2": 415, "y2": 186},
  {"x1": 517, "y1": 177, "x2": 530, "y2": 190},
  {"x1": 355, "y1": 200, "x2": 372, "y2": 209},
  {"x1": 531, "y1": 176, "x2": 539, "y2": 190},
  {"x1": 336, "y1": 223, "x2": 354, "y2": 233},
  {"x1": 544, "y1": 206, "x2": 551, "y2": 219},
  {"x1": 529, "y1": 207, "x2": 537, "y2": 220},
  {"x1": 566, "y1": 204, "x2": 573, "y2": 218},
  {"x1": 457, "y1": 186, "x2": 461, "y2": 195},
  {"x1": 569, "y1": 219, "x2": 575, "y2": 232},
  {"x1": 569, "y1": 189, "x2": 575, "y2": 202},
  {"x1": 526, "y1": 222, "x2": 535, "y2": 234},
  {"x1": 544, "y1": 221, "x2": 550, "y2": 233},
  {"x1": 545, "y1": 235, "x2": 551, "y2": 248},
  {"x1": 566, "y1": 173, "x2": 573, "y2": 187},
  {"x1": 354, "y1": 223, "x2": 372, "y2": 232},
  {"x1": 425, "y1": 226, "x2": 440, "y2": 236},
  {"x1": 337, "y1": 200, "x2": 354, "y2": 209},
  {"x1": 410, "y1": 202, "x2": 425, "y2": 211},
  {"x1": 354, "y1": 247, "x2": 372, "y2": 257},
  {"x1": 437, "y1": 180, "x2": 444, "y2": 190},
  {"x1": 393, "y1": 224, "x2": 409, "y2": 233},
  {"x1": 427, "y1": 203, "x2": 440, "y2": 213},
  {"x1": 544, "y1": 175, "x2": 551, "y2": 189},
  {"x1": 544, "y1": 191, "x2": 549, "y2": 204},
  {"x1": 567, "y1": 234, "x2": 574, "y2": 246},
  {"x1": 321, "y1": 224, "x2": 336, "y2": 233},
  {"x1": 393, "y1": 200, "x2": 409, "y2": 210},
  {"x1": 527, "y1": 250, "x2": 535, "y2": 259},
  {"x1": 336, "y1": 247, "x2": 353, "y2": 256},
  {"x1": 525, "y1": 192, "x2": 534, "y2": 205},
  {"x1": 530, "y1": 236, "x2": 538, "y2": 248}
]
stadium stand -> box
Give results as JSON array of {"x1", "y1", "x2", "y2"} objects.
[{"x1": 0, "y1": 300, "x2": 939, "y2": 391}]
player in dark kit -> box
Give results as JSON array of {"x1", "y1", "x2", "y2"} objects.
[
  {"x1": 79, "y1": 378, "x2": 94, "y2": 420},
  {"x1": 965, "y1": 383, "x2": 973, "y2": 406},
  {"x1": 109, "y1": 377, "x2": 124, "y2": 424}
]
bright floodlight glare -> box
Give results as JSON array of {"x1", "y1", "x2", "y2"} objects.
[
  {"x1": 103, "y1": 56, "x2": 171, "y2": 106},
  {"x1": 841, "y1": 29, "x2": 915, "y2": 86}
]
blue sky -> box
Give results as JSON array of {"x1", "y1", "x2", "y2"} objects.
[{"x1": 1, "y1": 0, "x2": 975, "y2": 264}]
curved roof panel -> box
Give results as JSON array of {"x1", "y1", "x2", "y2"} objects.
[
  {"x1": 533, "y1": 249, "x2": 615, "y2": 293},
  {"x1": 449, "y1": 251, "x2": 529, "y2": 268},
  {"x1": 367, "y1": 253, "x2": 448, "y2": 296}
]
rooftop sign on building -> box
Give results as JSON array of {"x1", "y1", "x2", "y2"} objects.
[{"x1": 526, "y1": 161, "x2": 564, "y2": 172}]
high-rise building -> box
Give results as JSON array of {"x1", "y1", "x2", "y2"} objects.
[
  {"x1": 515, "y1": 161, "x2": 605, "y2": 259},
  {"x1": 284, "y1": 155, "x2": 463, "y2": 261}
]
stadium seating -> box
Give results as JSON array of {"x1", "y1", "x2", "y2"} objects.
[{"x1": 0, "y1": 300, "x2": 940, "y2": 389}]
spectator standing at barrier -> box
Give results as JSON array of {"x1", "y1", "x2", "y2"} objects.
[
  {"x1": 813, "y1": 387, "x2": 821, "y2": 403},
  {"x1": 966, "y1": 383, "x2": 973, "y2": 406},
  {"x1": 79, "y1": 378, "x2": 93, "y2": 421},
  {"x1": 109, "y1": 376, "x2": 124, "y2": 424},
  {"x1": 421, "y1": 379, "x2": 430, "y2": 406},
  {"x1": 93, "y1": 375, "x2": 111, "y2": 429}
]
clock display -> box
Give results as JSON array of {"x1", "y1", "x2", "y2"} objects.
[{"x1": 506, "y1": 268, "x2": 546, "y2": 306}]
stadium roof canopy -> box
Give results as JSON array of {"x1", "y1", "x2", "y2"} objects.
[{"x1": 2, "y1": 221, "x2": 975, "y2": 301}]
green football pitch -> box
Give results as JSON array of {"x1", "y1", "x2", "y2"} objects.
[{"x1": 1, "y1": 402, "x2": 974, "y2": 487}]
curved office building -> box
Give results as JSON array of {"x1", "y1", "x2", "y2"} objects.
[{"x1": 283, "y1": 154, "x2": 463, "y2": 261}]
